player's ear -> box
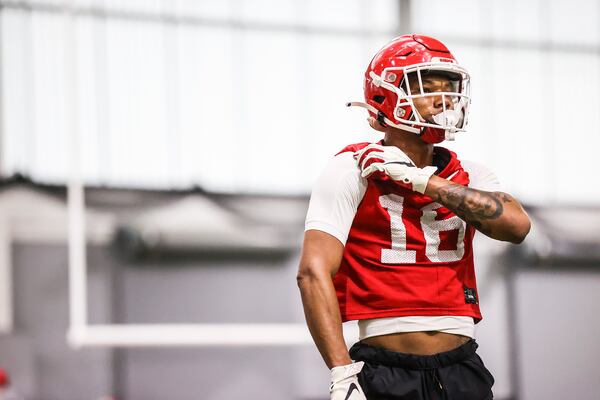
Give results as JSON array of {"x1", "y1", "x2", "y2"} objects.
[{"x1": 367, "y1": 117, "x2": 387, "y2": 132}]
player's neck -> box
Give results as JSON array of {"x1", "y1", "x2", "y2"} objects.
[{"x1": 382, "y1": 131, "x2": 434, "y2": 168}]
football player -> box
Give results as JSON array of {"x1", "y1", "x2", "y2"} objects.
[{"x1": 297, "y1": 34, "x2": 530, "y2": 400}]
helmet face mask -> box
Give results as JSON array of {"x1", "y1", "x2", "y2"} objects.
[
  {"x1": 349, "y1": 35, "x2": 472, "y2": 144},
  {"x1": 394, "y1": 63, "x2": 470, "y2": 132}
]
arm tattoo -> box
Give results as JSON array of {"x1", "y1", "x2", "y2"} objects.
[{"x1": 436, "y1": 185, "x2": 513, "y2": 234}]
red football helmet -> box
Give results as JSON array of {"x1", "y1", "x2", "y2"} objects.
[{"x1": 348, "y1": 34, "x2": 471, "y2": 143}]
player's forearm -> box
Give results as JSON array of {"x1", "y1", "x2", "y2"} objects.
[
  {"x1": 297, "y1": 268, "x2": 352, "y2": 369},
  {"x1": 425, "y1": 176, "x2": 531, "y2": 243}
]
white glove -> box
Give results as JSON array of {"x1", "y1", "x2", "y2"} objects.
[
  {"x1": 330, "y1": 361, "x2": 367, "y2": 400},
  {"x1": 354, "y1": 143, "x2": 436, "y2": 194}
]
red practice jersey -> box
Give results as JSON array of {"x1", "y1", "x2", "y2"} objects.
[{"x1": 332, "y1": 142, "x2": 481, "y2": 323}]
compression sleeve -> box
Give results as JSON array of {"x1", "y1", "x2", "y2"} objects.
[{"x1": 304, "y1": 152, "x2": 367, "y2": 246}]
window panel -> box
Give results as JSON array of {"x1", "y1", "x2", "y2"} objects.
[
  {"x1": 173, "y1": 0, "x2": 234, "y2": 20},
  {"x1": 30, "y1": 12, "x2": 69, "y2": 183},
  {"x1": 486, "y1": 48, "x2": 550, "y2": 203},
  {"x1": 548, "y1": 0, "x2": 600, "y2": 46},
  {"x1": 236, "y1": 30, "x2": 303, "y2": 193},
  {"x1": 551, "y1": 52, "x2": 600, "y2": 202},
  {"x1": 236, "y1": 0, "x2": 301, "y2": 26},
  {"x1": 411, "y1": 0, "x2": 485, "y2": 38},
  {"x1": 304, "y1": 0, "x2": 363, "y2": 30},
  {"x1": 176, "y1": 25, "x2": 237, "y2": 192},
  {"x1": 103, "y1": 0, "x2": 164, "y2": 14},
  {"x1": 76, "y1": 16, "x2": 103, "y2": 184},
  {"x1": 488, "y1": 0, "x2": 544, "y2": 42},
  {"x1": 105, "y1": 19, "x2": 170, "y2": 187},
  {"x1": 1, "y1": 10, "x2": 34, "y2": 176},
  {"x1": 28, "y1": 0, "x2": 66, "y2": 6},
  {"x1": 364, "y1": 0, "x2": 400, "y2": 31}
]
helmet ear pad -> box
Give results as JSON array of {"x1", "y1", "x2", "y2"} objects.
[{"x1": 365, "y1": 78, "x2": 397, "y2": 121}]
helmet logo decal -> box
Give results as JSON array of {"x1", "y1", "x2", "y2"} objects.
[
  {"x1": 384, "y1": 72, "x2": 397, "y2": 83},
  {"x1": 431, "y1": 56, "x2": 455, "y2": 64}
]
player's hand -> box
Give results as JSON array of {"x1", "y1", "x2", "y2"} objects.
[
  {"x1": 330, "y1": 361, "x2": 367, "y2": 400},
  {"x1": 354, "y1": 143, "x2": 436, "y2": 194}
]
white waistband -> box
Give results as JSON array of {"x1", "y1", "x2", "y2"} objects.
[{"x1": 358, "y1": 316, "x2": 475, "y2": 340}]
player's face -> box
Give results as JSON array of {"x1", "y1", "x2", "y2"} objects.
[{"x1": 407, "y1": 73, "x2": 458, "y2": 124}]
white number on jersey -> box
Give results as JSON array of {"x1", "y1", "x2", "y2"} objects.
[
  {"x1": 380, "y1": 194, "x2": 417, "y2": 263},
  {"x1": 379, "y1": 194, "x2": 466, "y2": 264}
]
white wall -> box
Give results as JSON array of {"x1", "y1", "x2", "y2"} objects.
[
  {"x1": 0, "y1": 0, "x2": 397, "y2": 193},
  {"x1": 2, "y1": 0, "x2": 599, "y2": 204}
]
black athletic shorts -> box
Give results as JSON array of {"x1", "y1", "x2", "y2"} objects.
[{"x1": 349, "y1": 339, "x2": 494, "y2": 400}]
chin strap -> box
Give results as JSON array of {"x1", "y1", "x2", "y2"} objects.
[{"x1": 346, "y1": 101, "x2": 420, "y2": 134}]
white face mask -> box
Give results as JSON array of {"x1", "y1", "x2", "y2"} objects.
[{"x1": 347, "y1": 62, "x2": 471, "y2": 140}]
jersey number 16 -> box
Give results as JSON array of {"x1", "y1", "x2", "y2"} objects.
[{"x1": 379, "y1": 194, "x2": 466, "y2": 264}]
